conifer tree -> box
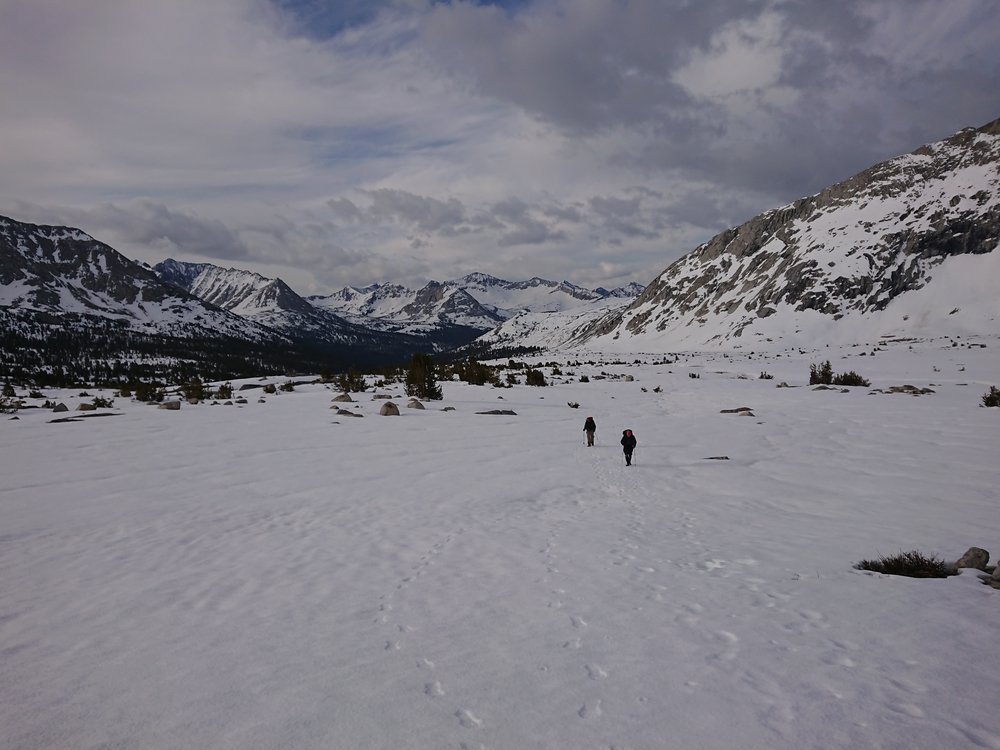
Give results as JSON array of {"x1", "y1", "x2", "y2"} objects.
[{"x1": 405, "y1": 353, "x2": 443, "y2": 400}]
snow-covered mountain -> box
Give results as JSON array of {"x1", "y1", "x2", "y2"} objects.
[
  {"x1": 560, "y1": 117, "x2": 1000, "y2": 352},
  {"x1": 0, "y1": 216, "x2": 271, "y2": 341},
  {"x1": 308, "y1": 273, "x2": 643, "y2": 335}
]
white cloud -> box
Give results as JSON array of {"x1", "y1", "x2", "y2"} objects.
[{"x1": 1, "y1": 0, "x2": 998, "y2": 294}]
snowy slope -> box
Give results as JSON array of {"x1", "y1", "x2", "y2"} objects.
[
  {"x1": 473, "y1": 294, "x2": 635, "y2": 352},
  {"x1": 572, "y1": 117, "x2": 1000, "y2": 352},
  {"x1": 2, "y1": 338, "x2": 999, "y2": 749},
  {"x1": 0, "y1": 216, "x2": 272, "y2": 340}
]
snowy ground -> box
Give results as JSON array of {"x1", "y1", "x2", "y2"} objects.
[{"x1": 2, "y1": 337, "x2": 999, "y2": 750}]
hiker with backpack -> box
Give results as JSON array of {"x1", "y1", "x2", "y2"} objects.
[
  {"x1": 621, "y1": 429, "x2": 637, "y2": 466},
  {"x1": 583, "y1": 416, "x2": 597, "y2": 446}
]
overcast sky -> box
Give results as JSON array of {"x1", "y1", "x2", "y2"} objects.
[{"x1": 2, "y1": 0, "x2": 999, "y2": 294}]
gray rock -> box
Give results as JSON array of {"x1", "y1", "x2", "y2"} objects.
[
  {"x1": 379, "y1": 402, "x2": 400, "y2": 416},
  {"x1": 158, "y1": 400, "x2": 181, "y2": 410},
  {"x1": 407, "y1": 399, "x2": 425, "y2": 409},
  {"x1": 76, "y1": 402, "x2": 97, "y2": 411},
  {"x1": 332, "y1": 393, "x2": 354, "y2": 403},
  {"x1": 337, "y1": 409, "x2": 364, "y2": 418},
  {"x1": 476, "y1": 409, "x2": 517, "y2": 415},
  {"x1": 52, "y1": 403, "x2": 68, "y2": 413},
  {"x1": 954, "y1": 547, "x2": 990, "y2": 571}
]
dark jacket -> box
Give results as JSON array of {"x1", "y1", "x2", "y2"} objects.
[
  {"x1": 620, "y1": 430, "x2": 637, "y2": 453},
  {"x1": 583, "y1": 417, "x2": 596, "y2": 433}
]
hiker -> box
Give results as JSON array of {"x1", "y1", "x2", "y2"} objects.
[
  {"x1": 583, "y1": 416, "x2": 597, "y2": 446},
  {"x1": 621, "y1": 429, "x2": 637, "y2": 466}
]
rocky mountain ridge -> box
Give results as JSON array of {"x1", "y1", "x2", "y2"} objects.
[
  {"x1": 307, "y1": 272, "x2": 643, "y2": 333},
  {"x1": 566, "y1": 116, "x2": 1000, "y2": 351}
]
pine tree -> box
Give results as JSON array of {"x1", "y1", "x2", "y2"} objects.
[{"x1": 405, "y1": 353, "x2": 443, "y2": 400}]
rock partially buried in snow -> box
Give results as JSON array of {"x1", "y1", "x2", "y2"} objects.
[
  {"x1": 158, "y1": 400, "x2": 181, "y2": 410},
  {"x1": 954, "y1": 547, "x2": 990, "y2": 571},
  {"x1": 407, "y1": 399, "x2": 425, "y2": 410},
  {"x1": 332, "y1": 393, "x2": 353, "y2": 403},
  {"x1": 720, "y1": 407, "x2": 754, "y2": 416},
  {"x1": 76, "y1": 402, "x2": 96, "y2": 411},
  {"x1": 476, "y1": 409, "x2": 517, "y2": 415},
  {"x1": 379, "y1": 402, "x2": 400, "y2": 416},
  {"x1": 337, "y1": 409, "x2": 364, "y2": 418},
  {"x1": 52, "y1": 403, "x2": 68, "y2": 413}
]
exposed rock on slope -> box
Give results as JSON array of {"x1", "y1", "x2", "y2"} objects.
[{"x1": 575, "y1": 117, "x2": 1000, "y2": 349}]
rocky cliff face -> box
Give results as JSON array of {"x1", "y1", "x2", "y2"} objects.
[{"x1": 575, "y1": 117, "x2": 1000, "y2": 349}]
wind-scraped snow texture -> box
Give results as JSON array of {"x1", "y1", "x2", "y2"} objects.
[{"x1": 2, "y1": 339, "x2": 999, "y2": 749}]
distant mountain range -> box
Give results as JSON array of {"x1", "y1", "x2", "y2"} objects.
[
  {"x1": 477, "y1": 116, "x2": 1000, "y2": 355},
  {"x1": 2, "y1": 116, "x2": 997, "y2": 382},
  {"x1": 0, "y1": 218, "x2": 641, "y2": 383}
]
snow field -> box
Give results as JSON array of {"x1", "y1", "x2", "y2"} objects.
[{"x1": 1, "y1": 338, "x2": 999, "y2": 749}]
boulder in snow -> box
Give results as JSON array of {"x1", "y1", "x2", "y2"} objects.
[
  {"x1": 954, "y1": 547, "x2": 990, "y2": 571},
  {"x1": 379, "y1": 402, "x2": 400, "y2": 416}
]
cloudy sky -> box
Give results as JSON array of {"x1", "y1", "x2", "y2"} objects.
[{"x1": 2, "y1": 0, "x2": 999, "y2": 294}]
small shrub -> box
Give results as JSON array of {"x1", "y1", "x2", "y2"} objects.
[
  {"x1": 263, "y1": 383, "x2": 277, "y2": 394},
  {"x1": 525, "y1": 369, "x2": 547, "y2": 387},
  {"x1": 459, "y1": 358, "x2": 498, "y2": 386},
  {"x1": 29, "y1": 390, "x2": 44, "y2": 399},
  {"x1": 92, "y1": 395, "x2": 114, "y2": 409},
  {"x1": 854, "y1": 550, "x2": 956, "y2": 579},
  {"x1": 983, "y1": 386, "x2": 1000, "y2": 407},
  {"x1": 118, "y1": 386, "x2": 133, "y2": 398},
  {"x1": 688, "y1": 372, "x2": 700, "y2": 379},
  {"x1": 578, "y1": 375, "x2": 589, "y2": 383},
  {"x1": 831, "y1": 371, "x2": 870, "y2": 387},
  {"x1": 279, "y1": 381, "x2": 295, "y2": 392},
  {"x1": 759, "y1": 371, "x2": 773, "y2": 380},
  {"x1": 336, "y1": 368, "x2": 367, "y2": 393},
  {"x1": 215, "y1": 382, "x2": 234, "y2": 400},
  {"x1": 1, "y1": 381, "x2": 15, "y2": 398},
  {"x1": 809, "y1": 361, "x2": 833, "y2": 385},
  {"x1": 181, "y1": 378, "x2": 206, "y2": 401},
  {"x1": 506, "y1": 373, "x2": 519, "y2": 386},
  {"x1": 134, "y1": 383, "x2": 164, "y2": 402}
]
